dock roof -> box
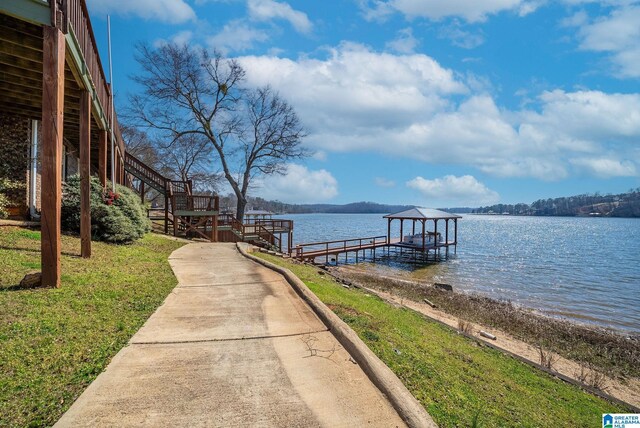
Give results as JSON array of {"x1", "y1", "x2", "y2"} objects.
[
  {"x1": 384, "y1": 207, "x2": 462, "y2": 220},
  {"x1": 245, "y1": 210, "x2": 273, "y2": 216}
]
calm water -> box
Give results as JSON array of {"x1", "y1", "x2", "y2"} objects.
[{"x1": 277, "y1": 213, "x2": 640, "y2": 333}]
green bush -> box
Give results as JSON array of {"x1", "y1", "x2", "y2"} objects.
[
  {"x1": 62, "y1": 175, "x2": 150, "y2": 243},
  {"x1": 0, "y1": 179, "x2": 24, "y2": 219}
]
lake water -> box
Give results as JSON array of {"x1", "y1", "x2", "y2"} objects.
[{"x1": 277, "y1": 213, "x2": 640, "y2": 333}]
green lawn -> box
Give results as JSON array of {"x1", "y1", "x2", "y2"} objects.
[
  {"x1": 0, "y1": 227, "x2": 184, "y2": 427},
  {"x1": 255, "y1": 253, "x2": 629, "y2": 428}
]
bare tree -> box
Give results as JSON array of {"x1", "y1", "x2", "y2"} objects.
[
  {"x1": 128, "y1": 43, "x2": 307, "y2": 221},
  {"x1": 156, "y1": 134, "x2": 221, "y2": 194},
  {"x1": 232, "y1": 86, "x2": 308, "y2": 218}
]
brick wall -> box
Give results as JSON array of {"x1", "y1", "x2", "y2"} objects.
[{"x1": 0, "y1": 113, "x2": 30, "y2": 216}]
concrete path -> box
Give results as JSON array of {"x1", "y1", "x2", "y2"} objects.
[{"x1": 56, "y1": 243, "x2": 406, "y2": 427}]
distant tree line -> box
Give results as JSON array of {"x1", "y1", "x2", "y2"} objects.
[
  {"x1": 217, "y1": 196, "x2": 415, "y2": 215},
  {"x1": 473, "y1": 188, "x2": 640, "y2": 217}
]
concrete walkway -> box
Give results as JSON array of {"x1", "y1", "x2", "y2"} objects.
[{"x1": 56, "y1": 243, "x2": 406, "y2": 427}]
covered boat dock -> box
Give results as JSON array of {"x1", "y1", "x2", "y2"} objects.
[{"x1": 293, "y1": 208, "x2": 461, "y2": 264}]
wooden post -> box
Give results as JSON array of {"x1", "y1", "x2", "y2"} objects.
[
  {"x1": 454, "y1": 218, "x2": 458, "y2": 254},
  {"x1": 213, "y1": 196, "x2": 219, "y2": 242},
  {"x1": 79, "y1": 90, "x2": 91, "y2": 258},
  {"x1": 387, "y1": 218, "x2": 391, "y2": 243},
  {"x1": 140, "y1": 181, "x2": 145, "y2": 204},
  {"x1": 422, "y1": 219, "x2": 426, "y2": 252},
  {"x1": 400, "y1": 219, "x2": 403, "y2": 242},
  {"x1": 434, "y1": 219, "x2": 438, "y2": 255},
  {"x1": 41, "y1": 26, "x2": 65, "y2": 288},
  {"x1": 445, "y1": 219, "x2": 449, "y2": 245},
  {"x1": 98, "y1": 130, "x2": 107, "y2": 187},
  {"x1": 164, "y1": 194, "x2": 169, "y2": 234}
]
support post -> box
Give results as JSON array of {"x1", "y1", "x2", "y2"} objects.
[
  {"x1": 79, "y1": 90, "x2": 91, "y2": 258},
  {"x1": 400, "y1": 219, "x2": 403, "y2": 242},
  {"x1": 445, "y1": 219, "x2": 449, "y2": 244},
  {"x1": 140, "y1": 181, "x2": 145, "y2": 204},
  {"x1": 212, "y1": 197, "x2": 219, "y2": 242},
  {"x1": 387, "y1": 218, "x2": 391, "y2": 243},
  {"x1": 41, "y1": 26, "x2": 65, "y2": 288},
  {"x1": 422, "y1": 219, "x2": 426, "y2": 252},
  {"x1": 164, "y1": 194, "x2": 169, "y2": 234},
  {"x1": 445, "y1": 218, "x2": 450, "y2": 257},
  {"x1": 98, "y1": 130, "x2": 107, "y2": 187},
  {"x1": 434, "y1": 219, "x2": 438, "y2": 256},
  {"x1": 454, "y1": 218, "x2": 458, "y2": 254}
]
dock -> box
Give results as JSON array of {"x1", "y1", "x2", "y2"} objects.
[{"x1": 292, "y1": 208, "x2": 461, "y2": 265}]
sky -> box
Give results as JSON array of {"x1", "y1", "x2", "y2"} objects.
[{"x1": 88, "y1": 0, "x2": 640, "y2": 207}]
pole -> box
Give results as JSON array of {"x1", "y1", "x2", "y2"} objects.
[{"x1": 107, "y1": 15, "x2": 115, "y2": 192}]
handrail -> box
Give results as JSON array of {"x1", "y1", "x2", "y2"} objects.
[
  {"x1": 124, "y1": 152, "x2": 168, "y2": 191},
  {"x1": 294, "y1": 235, "x2": 388, "y2": 259},
  {"x1": 254, "y1": 219, "x2": 293, "y2": 231},
  {"x1": 224, "y1": 214, "x2": 282, "y2": 252},
  {"x1": 171, "y1": 194, "x2": 219, "y2": 212},
  {"x1": 296, "y1": 235, "x2": 387, "y2": 248}
]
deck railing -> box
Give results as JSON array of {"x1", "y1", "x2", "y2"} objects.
[
  {"x1": 254, "y1": 219, "x2": 293, "y2": 232},
  {"x1": 293, "y1": 235, "x2": 388, "y2": 259},
  {"x1": 63, "y1": 0, "x2": 125, "y2": 156},
  {"x1": 171, "y1": 195, "x2": 218, "y2": 212},
  {"x1": 124, "y1": 153, "x2": 168, "y2": 192},
  {"x1": 222, "y1": 214, "x2": 282, "y2": 251}
]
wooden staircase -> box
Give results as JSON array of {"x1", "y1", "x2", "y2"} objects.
[
  {"x1": 219, "y1": 214, "x2": 283, "y2": 252},
  {"x1": 124, "y1": 152, "x2": 219, "y2": 240}
]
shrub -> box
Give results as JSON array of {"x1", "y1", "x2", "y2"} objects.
[
  {"x1": 0, "y1": 179, "x2": 24, "y2": 219},
  {"x1": 62, "y1": 175, "x2": 150, "y2": 243}
]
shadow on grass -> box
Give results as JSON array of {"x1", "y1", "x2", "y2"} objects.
[{"x1": 0, "y1": 245, "x2": 80, "y2": 258}]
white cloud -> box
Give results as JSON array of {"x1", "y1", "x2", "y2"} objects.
[
  {"x1": 375, "y1": 177, "x2": 397, "y2": 188},
  {"x1": 255, "y1": 164, "x2": 338, "y2": 203},
  {"x1": 237, "y1": 43, "x2": 640, "y2": 181},
  {"x1": 154, "y1": 30, "x2": 194, "y2": 48},
  {"x1": 360, "y1": 0, "x2": 538, "y2": 23},
  {"x1": 386, "y1": 28, "x2": 419, "y2": 53},
  {"x1": 407, "y1": 175, "x2": 500, "y2": 205},
  {"x1": 248, "y1": 0, "x2": 312, "y2": 33},
  {"x1": 570, "y1": 157, "x2": 637, "y2": 177},
  {"x1": 87, "y1": 0, "x2": 195, "y2": 23},
  {"x1": 570, "y1": 5, "x2": 640, "y2": 77},
  {"x1": 438, "y1": 21, "x2": 485, "y2": 49},
  {"x1": 208, "y1": 20, "x2": 269, "y2": 53}
]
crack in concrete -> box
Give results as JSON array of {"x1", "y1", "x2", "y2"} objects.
[{"x1": 129, "y1": 329, "x2": 330, "y2": 346}]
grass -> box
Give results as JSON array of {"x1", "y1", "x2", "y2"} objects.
[
  {"x1": 0, "y1": 227, "x2": 184, "y2": 427},
  {"x1": 255, "y1": 253, "x2": 630, "y2": 428},
  {"x1": 339, "y1": 268, "x2": 640, "y2": 380}
]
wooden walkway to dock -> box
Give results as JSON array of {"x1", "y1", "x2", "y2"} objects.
[{"x1": 293, "y1": 236, "x2": 457, "y2": 264}]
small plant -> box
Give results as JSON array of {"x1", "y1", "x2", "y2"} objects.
[
  {"x1": 538, "y1": 345, "x2": 557, "y2": 370},
  {"x1": 575, "y1": 364, "x2": 609, "y2": 391},
  {"x1": 458, "y1": 319, "x2": 473, "y2": 334},
  {"x1": 471, "y1": 409, "x2": 483, "y2": 428}
]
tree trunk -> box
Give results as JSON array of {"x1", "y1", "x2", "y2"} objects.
[{"x1": 236, "y1": 197, "x2": 247, "y2": 223}]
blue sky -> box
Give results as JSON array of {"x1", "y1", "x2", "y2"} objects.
[{"x1": 89, "y1": 0, "x2": 640, "y2": 207}]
